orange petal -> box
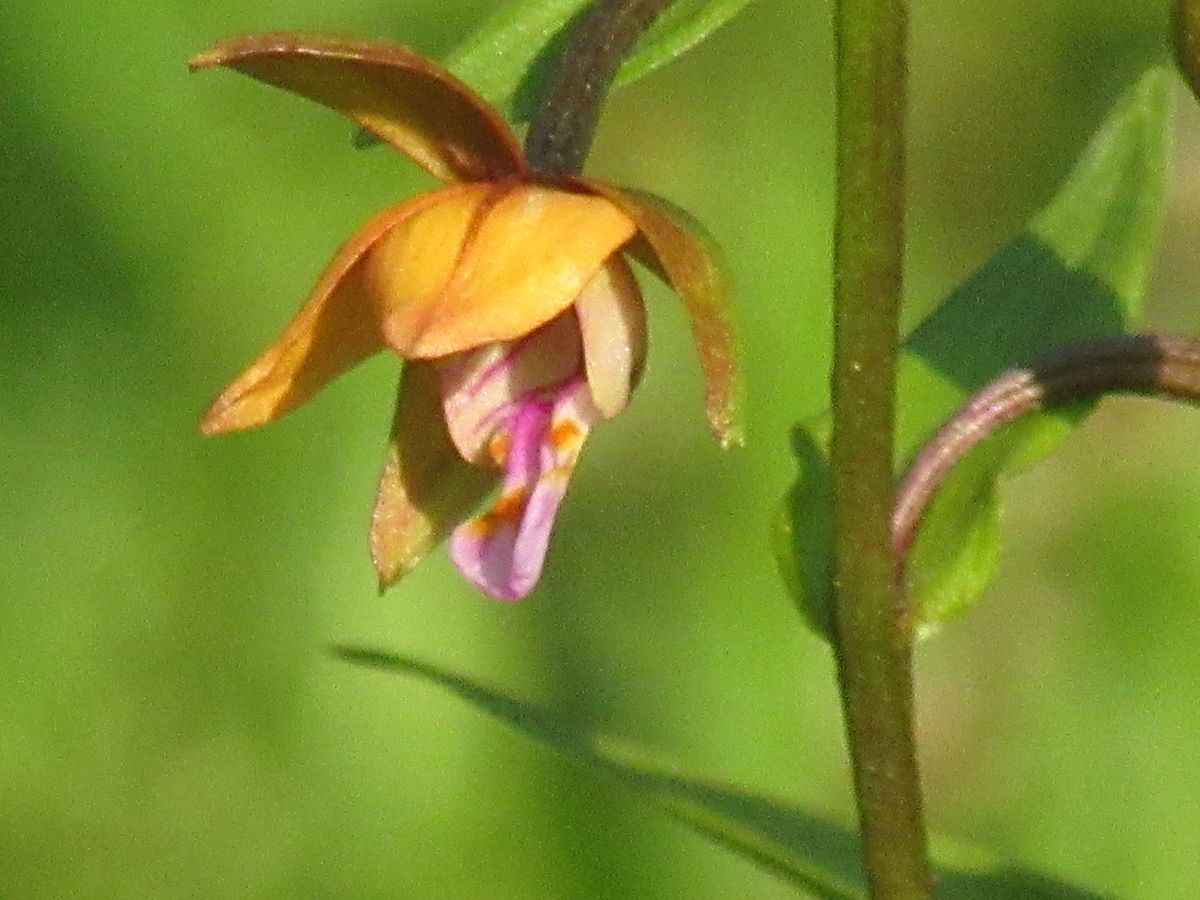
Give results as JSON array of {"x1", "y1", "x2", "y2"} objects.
[
  {"x1": 371, "y1": 362, "x2": 495, "y2": 589},
  {"x1": 189, "y1": 33, "x2": 525, "y2": 183},
  {"x1": 584, "y1": 183, "x2": 743, "y2": 447},
  {"x1": 367, "y1": 184, "x2": 638, "y2": 358},
  {"x1": 360, "y1": 184, "x2": 495, "y2": 348},
  {"x1": 200, "y1": 187, "x2": 471, "y2": 435}
]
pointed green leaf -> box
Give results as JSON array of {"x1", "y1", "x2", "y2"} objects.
[
  {"x1": 613, "y1": 0, "x2": 757, "y2": 90},
  {"x1": 771, "y1": 417, "x2": 834, "y2": 636},
  {"x1": 334, "y1": 646, "x2": 1107, "y2": 899},
  {"x1": 444, "y1": 0, "x2": 758, "y2": 122},
  {"x1": 441, "y1": 0, "x2": 591, "y2": 122},
  {"x1": 775, "y1": 67, "x2": 1172, "y2": 638}
]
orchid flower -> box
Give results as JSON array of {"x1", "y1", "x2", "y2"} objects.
[{"x1": 192, "y1": 33, "x2": 740, "y2": 600}]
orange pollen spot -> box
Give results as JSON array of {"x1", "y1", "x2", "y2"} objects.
[
  {"x1": 464, "y1": 517, "x2": 495, "y2": 539},
  {"x1": 463, "y1": 489, "x2": 530, "y2": 540},
  {"x1": 490, "y1": 487, "x2": 530, "y2": 522},
  {"x1": 549, "y1": 419, "x2": 583, "y2": 454},
  {"x1": 488, "y1": 431, "x2": 511, "y2": 468},
  {"x1": 547, "y1": 464, "x2": 572, "y2": 482},
  {"x1": 470, "y1": 487, "x2": 530, "y2": 538}
]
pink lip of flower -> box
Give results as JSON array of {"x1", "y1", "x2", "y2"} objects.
[{"x1": 191, "y1": 32, "x2": 742, "y2": 600}]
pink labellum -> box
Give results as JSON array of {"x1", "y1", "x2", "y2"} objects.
[
  {"x1": 449, "y1": 380, "x2": 598, "y2": 600},
  {"x1": 437, "y1": 314, "x2": 582, "y2": 466}
]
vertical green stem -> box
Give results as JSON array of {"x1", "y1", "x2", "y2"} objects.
[{"x1": 830, "y1": 1, "x2": 931, "y2": 898}]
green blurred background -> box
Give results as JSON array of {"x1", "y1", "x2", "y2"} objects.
[{"x1": 2, "y1": 0, "x2": 1197, "y2": 896}]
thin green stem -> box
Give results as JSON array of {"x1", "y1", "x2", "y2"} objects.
[{"x1": 830, "y1": 1, "x2": 931, "y2": 898}]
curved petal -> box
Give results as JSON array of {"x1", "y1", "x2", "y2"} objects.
[
  {"x1": 372, "y1": 184, "x2": 637, "y2": 358},
  {"x1": 189, "y1": 33, "x2": 525, "y2": 182},
  {"x1": 361, "y1": 181, "x2": 498, "y2": 330},
  {"x1": 575, "y1": 256, "x2": 646, "y2": 419},
  {"x1": 371, "y1": 363, "x2": 496, "y2": 590},
  {"x1": 449, "y1": 380, "x2": 597, "y2": 601},
  {"x1": 437, "y1": 313, "x2": 583, "y2": 466},
  {"x1": 584, "y1": 182, "x2": 743, "y2": 447},
  {"x1": 200, "y1": 187, "x2": 474, "y2": 435}
]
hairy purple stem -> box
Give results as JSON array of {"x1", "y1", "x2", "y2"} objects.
[
  {"x1": 524, "y1": 0, "x2": 676, "y2": 176},
  {"x1": 893, "y1": 334, "x2": 1200, "y2": 587}
]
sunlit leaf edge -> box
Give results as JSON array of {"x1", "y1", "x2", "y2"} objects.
[
  {"x1": 334, "y1": 646, "x2": 1109, "y2": 899},
  {"x1": 445, "y1": 0, "x2": 759, "y2": 122}
]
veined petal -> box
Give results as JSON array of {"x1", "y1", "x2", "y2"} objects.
[
  {"x1": 450, "y1": 381, "x2": 597, "y2": 601},
  {"x1": 371, "y1": 362, "x2": 496, "y2": 590},
  {"x1": 360, "y1": 182, "x2": 497, "y2": 334},
  {"x1": 575, "y1": 256, "x2": 646, "y2": 419},
  {"x1": 438, "y1": 314, "x2": 583, "y2": 466},
  {"x1": 189, "y1": 33, "x2": 525, "y2": 183},
  {"x1": 372, "y1": 184, "x2": 638, "y2": 358},
  {"x1": 200, "y1": 187, "x2": 473, "y2": 435},
  {"x1": 584, "y1": 182, "x2": 743, "y2": 447}
]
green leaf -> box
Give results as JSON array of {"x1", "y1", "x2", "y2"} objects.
[
  {"x1": 771, "y1": 417, "x2": 834, "y2": 637},
  {"x1": 774, "y1": 66, "x2": 1172, "y2": 639},
  {"x1": 441, "y1": 0, "x2": 591, "y2": 122},
  {"x1": 613, "y1": 0, "x2": 757, "y2": 90},
  {"x1": 334, "y1": 646, "x2": 1108, "y2": 899},
  {"x1": 444, "y1": 0, "x2": 757, "y2": 122}
]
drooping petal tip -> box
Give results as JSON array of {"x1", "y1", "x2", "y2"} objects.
[
  {"x1": 196, "y1": 191, "x2": 473, "y2": 436},
  {"x1": 371, "y1": 364, "x2": 495, "y2": 591},
  {"x1": 583, "y1": 183, "x2": 743, "y2": 448},
  {"x1": 188, "y1": 32, "x2": 525, "y2": 182},
  {"x1": 575, "y1": 257, "x2": 647, "y2": 419},
  {"x1": 713, "y1": 402, "x2": 746, "y2": 449}
]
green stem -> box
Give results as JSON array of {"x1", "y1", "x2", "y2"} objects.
[{"x1": 830, "y1": 2, "x2": 931, "y2": 898}]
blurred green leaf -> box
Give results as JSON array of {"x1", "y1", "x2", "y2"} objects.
[
  {"x1": 771, "y1": 417, "x2": 833, "y2": 637},
  {"x1": 441, "y1": 0, "x2": 589, "y2": 122},
  {"x1": 334, "y1": 646, "x2": 1108, "y2": 899},
  {"x1": 614, "y1": 0, "x2": 757, "y2": 89},
  {"x1": 775, "y1": 66, "x2": 1172, "y2": 639},
  {"x1": 445, "y1": 0, "x2": 757, "y2": 122},
  {"x1": 333, "y1": 645, "x2": 862, "y2": 897}
]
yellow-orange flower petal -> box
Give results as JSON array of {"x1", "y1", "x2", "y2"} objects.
[
  {"x1": 371, "y1": 362, "x2": 496, "y2": 589},
  {"x1": 200, "y1": 187, "x2": 474, "y2": 435},
  {"x1": 360, "y1": 183, "x2": 495, "y2": 345},
  {"x1": 189, "y1": 33, "x2": 525, "y2": 183},
  {"x1": 584, "y1": 182, "x2": 743, "y2": 447},
  {"x1": 366, "y1": 184, "x2": 638, "y2": 358}
]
